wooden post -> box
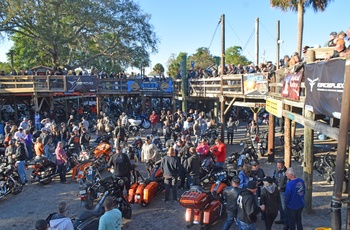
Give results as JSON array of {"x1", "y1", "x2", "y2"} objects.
[
  {"x1": 332, "y1": 54, "x2": 350, "y2": 230},
  {"x1": 213, "y1": 100, "x2": 218, "y2": 122},
  {"x1": 220, "y1": 14, "x2": 226, "y2": 143},
  {"x1": 33, "y1": 93, "x2": 39, "y2": 112},
  {"x1": 13, "y1": 98, "x2": 18, "y2": 123},
  {"x1": 303, "y1": 109, "x2": 314, "y2": 213},
  {"x1": 255, "y1": 17, "x2": 259, "y2": 66},
  {"x1": 284, "y1": 104, "x2": 291, "y2": 168},
  {"x1": 180, "y1": 54, "x2": 187, "y2": 112},
  {"x1": 96, "y1": 96, "x2": 100, "y2": 117}
]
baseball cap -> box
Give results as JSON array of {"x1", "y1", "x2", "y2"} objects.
[
  {"x1": 247, "y1": 181, "x2": 258, "y2": 190},
  {"x1": 18, "y1": 127, "x2": 23, "y2": 130},
  {"x1": 262, "y1": 176, "x2": 273, "y2": 184},
  {"x1": 41, "y1": 127, "x2": 47, "y2": 132},
  {"x1": 251, "y1": 161, "x2": 258, "y2": 166},
  {"x1": 330, "y1": 31, "x2": 337, "y2": 36}
]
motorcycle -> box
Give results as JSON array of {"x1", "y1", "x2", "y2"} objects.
[
  {"x1": 180, "y1": 169, "x2": 228, "y2": 229},
  {"x1": 0, "y1": 162, "x2": 23, "y2": 198},
  {"x1": 314, "y1": 152, "x2": 336, "y2": 183},
  {"x1": 100, "y1": 174, "x2": 132, "y2": 219},
  {"x1": 224, "y1": 152, "x2": 240, "y2": 177},
  {"x1": 201, "y1": 128, "x2": 218, "y2": 145},
  {"x1": 291, "y1": 135, "x2": 304, "y2": 162},
  {"x1": 129, "y1": 159, "x2": 165, "y2": 207},
  {"x1": 127, "y1": 118, "x2": 142, "y2": 137},
  {"x1": 30, "y1": 146, "x2": 77, "y2": 185},
  {"x1": 71, "y1": 133, "x2": 113, "y2": 182},
  {"x1": 129, "y1": 114, "x2": 151, "y2": 129},
  {"x1": 71, "y1": 191, "x2": 109, "y2": 230},
  {"x1": 199, "y1": 152, "x2": 217, "y2": 186}
]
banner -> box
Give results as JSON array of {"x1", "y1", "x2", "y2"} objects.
[
  {"x1": 243, "y1": 74, "x2": 268, "y2": 96},
  {"x1": 127, "y1": 80, "x2": 173, "y2": 93},
  {"x1": 281, "y1": 72, "x2": 303, "y2": 100},
  {"x1": 65, "y1": 76, "x2": 97, "y2": 93},
  {"x1": 304, "y1": 59, "x2": 345, "y2": 119}
]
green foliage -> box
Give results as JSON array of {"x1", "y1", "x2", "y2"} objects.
[
  {"x1": 270, "y1": 0, "x2": 333, "y2": 12},
  {"x1": 0, "y1": 0, "x2": 158, "y2": 71},
  {"x1": 187, "y1": 47, "x2": 215, "y2": 70},
  {"x1": 0, "y1": 62, "x2": 11, "y2": 74},
  {"x1": 153, "y1": 63, "x2": 165, "y2": 75},
  {"x1": 225, "y1": 46, "x2": 251, "y2": 66}
]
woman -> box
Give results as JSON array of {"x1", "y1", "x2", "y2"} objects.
[
  {"x1": 226, "y1": 117, "x2": 234, "y2": 145},
  {"x1": 23, "y1": 129, "x2": 33, "y2": 160},
  {"x1": 238, "y1": 164, "x2": 252, "y2": 188},
  {"x1": 51, "y1": 126, "x2": 60, "y2": 148},
  {"x1": 55, "y1": 141, "x2": 69, "y2": 184},
  {"x1": 161, "y1": 147, "x2": 180, "y2": 201},
  {"x1": 193, "y1": 119, "x2": 201, "y2": 146},
  {"x1": 260, "y1": 176, "x2": 280, "y2": 230}
]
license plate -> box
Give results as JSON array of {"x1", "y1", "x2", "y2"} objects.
[{"x1": 79, "y1": 190, "x2": 86, "y2": 195}]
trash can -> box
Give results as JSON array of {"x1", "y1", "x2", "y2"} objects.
[{"x1": 315, "y1": 228, "x2": 331, "y2": 230}]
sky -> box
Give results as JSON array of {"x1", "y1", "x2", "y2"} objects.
[{"x1": 0, "y1": 0, "x2": 348, "y2": 75}]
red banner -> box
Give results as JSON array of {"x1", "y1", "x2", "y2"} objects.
[{"x1": 281, "y1": 72, "x2": 303, "y2": 100}]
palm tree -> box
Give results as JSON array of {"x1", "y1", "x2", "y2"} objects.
[{"x1": 270, "y1": 0, "x2": 333, "y2": 55}]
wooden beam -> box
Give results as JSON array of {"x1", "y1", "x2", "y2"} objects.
[
  {"x1": 224, "y1": 97, "x2": 236, "y2": 115},
  {"x1": 282, "y1": 110, "x2": 339, "y2": 140},
  {"x1": 284, "y1": 104, "x2": 291, "y2": 168}
]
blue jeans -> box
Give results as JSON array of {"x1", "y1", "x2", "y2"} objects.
[
  {"x1": 17, "y1": 161, "x2": 26, "y2": 184},
  {"x1": 26, "y1": 143, "x2": 33, "y2": 160},
  {"x1": 44, "y1": 145, "x2": 50, "y2": 159},
  {"x1": 287, "y1": 207, "x2": 303, "y2": 230},
  {"x1": 215, "y1": 162, "x2": 225, "y2": 167},
  {"x1": 35, "y1": 123, "x2": 41, "y2": 130},
  {"x1": 222, "y1": 212, "x2": 235, "y2": 230},
  {"x1": 238, "y1": 220, "x2": 256, "y2": 230},
  {"x1": 164, "y1": 176, "x2": 178, "y2": 201},
  {"x1": 279, "y1": 192, "x2": 287, "y2": 223}
]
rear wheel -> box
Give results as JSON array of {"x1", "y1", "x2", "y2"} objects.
[
  {"x1": 141, "y1": 201, "x2": 149, "y2": 207},
  {"x1": 39, "y1": 177, "x2": 53, "y2": 185},
  {"x1": 142, "y1": 120, "x2": 151, "y2": 129},
  {"x1": 12, "y1": 180, "x2": 23, "y2": 195},
  {"x1": 84, "y1": 194, "x2": 94, "y2": 210}
]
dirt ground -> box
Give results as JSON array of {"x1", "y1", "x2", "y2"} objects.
[{"x1": 0, "y1": 124, "x2": 346, "y2": 230}]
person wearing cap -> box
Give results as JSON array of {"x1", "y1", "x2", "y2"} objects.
[
  {"x1": 49, "y1": 201, "x2": 74, "y2": 230},
  {"x1": 40, "y1": 127, "x2": 52, "y2": 159},
  {"x1": 326, "y1": 38, "x2": 347, "y2": 60},
  {"x1": 284, "y1": 168, "x2": 305, "y2": 230},
  {"x1": 211, "y1": 138, "x2": 226, "y2": 167},
  {"x1": 324, "y1": 31, "x2": 337, "y2": 47},
  {"x1": 222, "y1": 176, "x2": 242, "y2": 230},
  {"x1": 13, "y1": 126, "x2": 25, "y2": 143},
  {"x1": 301, "y1": 46, "x2": 310, "y2": 63},
  {"x1": 260, "y1": 176, "x2": 280, "y2": 230},
  {"x1": 272, "y1": 159, "x2": 288, "y2": 226},
  {"x1": 35, "y1": 219, "x2": 48, "y2": 230},
  {"x1": 236, "y1": 180, "x2": 265, "y2": 229},
  {"x1": 108, "y1": 146, "x2": 132, "y2": 190},
  {"x1": 14, "y1": 140, "x2": 27, "y2": 185}
]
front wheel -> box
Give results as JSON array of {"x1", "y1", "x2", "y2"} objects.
[
  {"x1": 123, "y1": 205, "x2": 132, "y2": 219},
  {"x1": 12, "y1": 180, "x2": 23, "y2": 195},
  {"x1": 83, "y1": 194, "x2": 94, "y2": 210},
  {"x1": 141, "y1": 119, "x2": 151, "y2": 129}
]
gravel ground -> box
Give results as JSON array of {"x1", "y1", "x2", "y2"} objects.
[{"x1": 0, "y1": 124, "x2": 345, "y2": 230}]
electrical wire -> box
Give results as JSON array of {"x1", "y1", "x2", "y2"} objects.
[{"x1": 208, "y1": 17, "x2": 221, "y2": 50}]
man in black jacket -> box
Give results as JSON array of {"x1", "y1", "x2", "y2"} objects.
[
  {"x1": 14, "y1": 140, "x2": 27, "y2": 185},
  {"x1": 161, "y1": 147, "x2": 180, "y2": 201},
  {"x1": 273, "y1": 159, "x2": 288, "y2": 226},
  {"x1": 185, "y1": 147, "x2": 200, "y2": 186},
  {"x1": 237, "y1": 181, "x2": 265, "y2": 229},
  {"x1": 108, "y1": 146, "x2": 132, "y2": 190},
  {"x1": 222, "y1": 176, "x2": 241, "y2": 230}
]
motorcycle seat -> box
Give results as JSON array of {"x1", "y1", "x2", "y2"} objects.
[{"x1": 76, "y1": 208, "x2": 103, "y2": 222}]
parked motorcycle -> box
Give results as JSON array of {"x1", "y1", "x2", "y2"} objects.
[
  {"x1": 71, "y1": 190, "x2": 109, "y2": 230},
  {"x1": 201, "y1": 128, "x2": 219, "y2": 145},
  {"x1": 129, "y1": 114, "x2": 151, "y2": 129},
  {"x1": 314, "y1": 152, "x2": 336, "y2": 183},
  {"x1": 129, "y1": 159, "x2": 165, "y2": 207},
  {"x1": 291, "y1": 135, "x2": 304, "y2": 162},
  {"x1": 0, "y1": 162, "x2": 23, "y2": 198},
  {"x1": 180, "y1": 169, "x2": 228, "y2": 229}
]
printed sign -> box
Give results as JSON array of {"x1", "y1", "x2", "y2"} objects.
[
  {"x1": 266, "y1": 98, "x2": 283, "y2": 118},
  {"x1": 65, "y1": 76, "x2": 97, "y2": 93},
  {"x1": 243, "y1": 74, "x2": 268, "y2": 96}
]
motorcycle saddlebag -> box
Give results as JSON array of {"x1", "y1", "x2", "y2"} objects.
[
  {"x1": 203, "y1": 200, "x2": 222, "y2": 224},
  {"x1": 143, "y1": 181, "x2": 158, "y2": 203},
  {"x1": 180, "y1": 190, "x2": 209, "y2": 209},
  {"x1": 128, "y1": 182, "x2": 139, "y2": 203},
  {"x1": 210, "y1": 182, "x2": 227, "y2": 195},
  {"x1": 75, "y1": 216, "x2": 100, "y2": 230},
  {"x1": 134, "y1": 183, "x2": 146, "y2": 204}
]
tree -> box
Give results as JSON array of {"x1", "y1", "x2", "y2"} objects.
[
  {"x1": 153, "y1": 63, "x2": 165, "y2": 76},
  {"x1": 225, "y1": 46, "x2": 251, "y2": 66},
  {"x1": 270, "y1": 0, "x2": 333, "y2": 55},
  {"x1": 187, "y1": 47, "x2": 215, "y2": 70},
  {"x1": 0, "y1": 0, "x2": 158, "y2": 71}
]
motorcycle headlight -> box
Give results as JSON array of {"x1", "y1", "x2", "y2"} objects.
[{"x1": 117, "y1": 179, "x2": 124, "y2": 187}]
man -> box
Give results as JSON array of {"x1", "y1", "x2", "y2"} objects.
[
  {"x1": 14, "y1": 126, "x2": 25, "y2": 143},
  {"x1": 141, "y1": 136, "x2": 158, "y2": 165},
  {"x1": 14, "y1": 140, "x2": 27, "y2": 185},
  {"x1": 222, "y1": 176, "x2": 241, "y2": 230},
  {"x1": 211, "y1": 138, "x2": 226, "y2": 167},
  {"x1": 236, "y1": 180, "x2": 265, "y2": 230},
  {"x1": 81, "y1": 116, "x2": 89, "y2": 131},
  {"x1": 55, "y1": 141, "x2": 69, "y2": 184},
  {"x1": 49, "y1": 201, "x2": 74, "y2": 230},
  {"x1": 285, "y1": 167, "x2": 305, "y2": 230},
  {"x1": 79, "y1": 127, "x2": 90, "y2": 151},
  {"x1": 40, "y1": 128, "x2": 52, "y2": 159},
  {"x1": 196, "y1": 139, "x2": 210, "y2": 161},
  {"x1": 161, "y1": 146, "x2": 180, "y2": 201},
  {"x1": 34, "y1": 111, "x2": 41, "y2": 131},
  {"x1": 114, "y1": 120, "x2": 127, "y2": 148},
  {"x1": 250, "y1": 160, "x2": 266, "y2": 199},
  {"x1": 68, "y1": 128, "x2": 81, "y2": 155},
  {"x1": 35, "y1": 219, "x2": 48, "y2": 230},
  {"x1": 149, "y1": 110, "x2": 159, "y2": 134},
  {"x1": 108, "y1": 146, "x2": 132, "y2": 190},
  {"x1": 19, "y1": 117, "x2": 28, "y2": 130},
  {"x1": 98, "y1": 197, "x2": 122, "y2": 230},
  {"x1": 5, "y1": 140, "x2": 16, "y2": 165},
  {"x1": 185, "y1": 147, "x2": 201, "y2": 186},
  {"x1": 273, "y1": 159, "x2": 288, "y2": 227},
  {"x1": 326, "y1": 38, "x2": 347, "y2": 60},
  {"x1": 324, "y1": 31, "x2": 337, "y2": 47}
]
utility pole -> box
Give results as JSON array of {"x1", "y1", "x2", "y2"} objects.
[
  {"x1": 180, "y1": 54, "x2": 187, "y2": 112},
  {"x1": 255, "y1": 17, "x2": 259, "y2": 65},
  {"x1": 220, "y1": 14, "x2": 225, "y2": 143},
  {"x1": 276, "y1": 20, "x2": 280, "y2": 69}
]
